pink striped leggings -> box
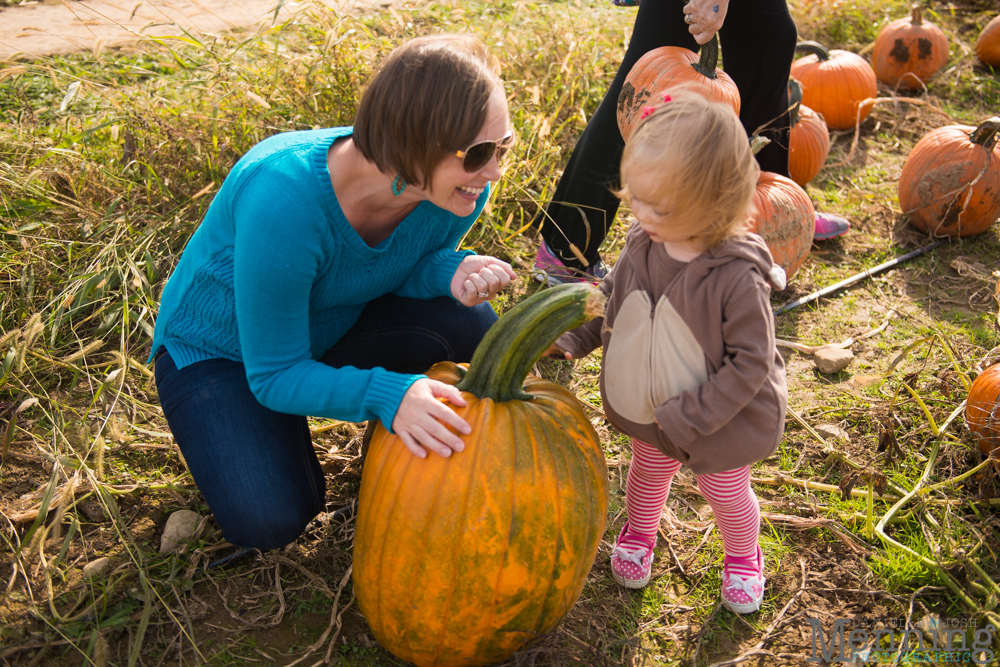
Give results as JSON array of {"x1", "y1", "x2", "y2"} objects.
[{"x1": 625, "y1": 438, "x2": 761, "y2": 571}]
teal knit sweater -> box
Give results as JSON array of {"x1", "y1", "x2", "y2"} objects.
[{"x1": 149, "y1": 127, "x2": 486, "y2": 428}]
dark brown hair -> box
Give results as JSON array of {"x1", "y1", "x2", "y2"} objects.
[{"x1": 353, "y1": 34, "x2": 503, "y2": 191}]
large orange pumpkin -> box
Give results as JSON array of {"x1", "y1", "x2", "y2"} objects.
[
  {"x1": 898, "y1": 116, "x2": 1000, "y2": 238},
  {"x1": 872, "y1": 5, "x2": 950, "y2": 91},
  {"x1": 353, "y1": 284, "x2": 610, "y2": 667},
  {"x1": 965, "y1": 363, "x2": 1000, "y2": 455},
  {"x1": 787, "y1": 78, "x2": 830, "y2": 187},
  {"x1": 789, "y1": 41, "x2": 878, "y2": 131},
  {"x1": 747, "y1": 169, "x2": 815, "y2": 283},
  {"x1": 975, "y1": 15, "x2": 1000, "y2": 69},
  {"x1": 617, "y1": 35, "x2": 740, "y2": 141}
]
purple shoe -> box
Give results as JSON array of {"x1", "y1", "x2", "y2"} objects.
[
  {"x1": 814, "y1": 212, "x2": 850, "y2": 241},
  {"x1": 532, "y1": 242, "x2": 608, "y2": 286}
]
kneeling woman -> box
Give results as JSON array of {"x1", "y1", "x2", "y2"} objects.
[{"x1": 149, "y1": 34, "x2": 517, "y2": 551}]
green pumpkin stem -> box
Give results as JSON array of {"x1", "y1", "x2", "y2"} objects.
[
  {"x1": 970, "y1": 117, "x2": 1000, "y2": 151},
  {"x1": 795, "y1": 41, "x2": 831, "y2": 62},
  {"x1": 456, "y1": 284, "x2": 605, "y2": 402},
  {"x1": 691, "y1": 34, "x2": 721, "y2": 80}
]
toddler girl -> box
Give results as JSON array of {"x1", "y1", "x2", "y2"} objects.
[{"x1": 549, "y1": 88, "x2": 788, "y2": 614}]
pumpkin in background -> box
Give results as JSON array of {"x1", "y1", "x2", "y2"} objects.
[
  {"x1": 789, "y1": 41, "x2": 878, "y2": 131},
  {"x1": 872, "y1": 5, "x2": 950, "y2": 90},
  {"x1": 353, "y1": 284, "x2": 610, "y2": 667},
  {"x1": 965, "y1": 363, "x2": 1000, "y2": 456},
  {"x1": 617, "y1": 35, "x2": 740, "y2": 141},
  {"x1": 898, "y1": 116, "x2": 1000, "y2": 237},
  {"x1": 975, "y1": 15, "x2": 1000, "y2": 68},
  {"x1": 747, "y1": 162, "x2": 815, "y2": 283},
  {"x1": 787, "y1": 78, "x2": 830, "y2": 187}
]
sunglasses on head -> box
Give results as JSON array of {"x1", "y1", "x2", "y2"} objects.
[{"x1": 455, "y1": 130, "x2": 515, "y2": 172}]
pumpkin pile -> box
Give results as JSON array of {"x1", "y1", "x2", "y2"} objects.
[
  {"x1": 353, "y1": 283, "x2": 610, "y2": 667},
  {"x1": 966, "y1": 363, "x2": 1000, "y2": 456}
]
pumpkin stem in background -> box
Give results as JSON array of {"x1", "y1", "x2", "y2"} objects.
[
  {"x1": 969, "y1": 117, "x2": 1000, "y2": 151},
  {"x1": 691, "y1": 34, "x2": 721, "y2": 80},
  {"x1": 456, "y1": 284, "x2": 605, "y2": 403},
  {"x1": 911, "y1": 4, "x2": 922, "y2": 26},
  {"x1": 795, "y1": 41, "x2": 831, "y2": 62},
  {"x1": 788, "y1": 78, "x2": 803, "y2": 128}
]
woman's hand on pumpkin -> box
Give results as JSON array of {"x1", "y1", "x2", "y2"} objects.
[
  {"x1": 392, "y1": 378, "x2": 472, "y2": 459},
  {"x1": 682, "y1": 0, "x2": 728, "y2": 45},
  {"x1": 451, "y1": 255, "x2": 517, "y2": 306}
]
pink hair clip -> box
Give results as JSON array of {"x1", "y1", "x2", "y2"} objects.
[
  {"x1": 639, "y1": 105, "x2": 657, "y2": 120},
  {"x1": 662, "y1": 94, "x2": 673, "y2": 103}
]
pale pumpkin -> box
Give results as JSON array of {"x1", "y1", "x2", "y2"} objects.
[
  {"x1": 898, "y1": 117, "x2": 1000, "y2": 237},
  {"x1": 353, "y1": 283, "x2": 610, "y2": 667},
  {"x1": 747, "y1": 169, "x2": 815, "y2": 283}
]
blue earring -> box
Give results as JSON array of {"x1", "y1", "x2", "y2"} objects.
[{"x1": 391, "y1": 174, "x2": 406, "y2": 197}]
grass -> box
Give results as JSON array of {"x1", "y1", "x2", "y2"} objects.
[{"x1": 2, "y1": 0, "x2": 1000, "y2": 664}]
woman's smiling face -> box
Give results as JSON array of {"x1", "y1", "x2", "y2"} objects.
[{"x1": 422, "y1": 87, "x2": 511, "y2": 217}]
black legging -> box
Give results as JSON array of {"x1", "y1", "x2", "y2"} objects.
[{"x1": 536, "y1": 0, "x2": 798, "y2": 271}]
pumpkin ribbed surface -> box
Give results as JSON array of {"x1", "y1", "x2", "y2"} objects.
[
  {"x1": 790, "y1": 41, "x2": 877, "y2": 131},
  {"x1": 747, "y1": 171, "x2": 815, "y2": 282},
  {"x1": 787, "y1": 79, "x2": 830, "y2": 187},
  {"x1": 872, "y1": 6, "x2": 949, "y2": 90},
  {"x1": 975, "y1": 15, "x2": 1000, "y2": 68},
  {"x1": 965, "y1": 363, "x2": 1000, "y2": 455},
  {"x1": 617, "y1": 36, "x2": 740, "y2": 141},
  {"x1": 353, "y1": 284, "x2": 610, "y2": 667},
  {"x1": 898, "y1": 117, "x2": 1000, "y2": 238}
]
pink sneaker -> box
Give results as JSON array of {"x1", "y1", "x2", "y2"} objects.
[
  {"x1": 610, "y1": 523, "x2": 655, "y2": 589},
  {"x1": 813, "y1": 212, "x2": 850, "y2": 241},
  {"x1": 720, "y1": 545, "x2": 765, "y2": 614},
  {"x1": 532, "y1": 242, "x2": 607, "y2": 286}
]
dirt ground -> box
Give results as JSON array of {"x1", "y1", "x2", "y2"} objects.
[{"x1": 0, "y1": 0, "x2": 401, "y2": 62}]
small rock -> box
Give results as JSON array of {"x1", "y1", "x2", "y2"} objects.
[
  {"x1": 160, "y1": 510, "x2": 200, "y2": 554},
  {"x1": 813, "y1": 346, "x2": 854, "y2": 374},
  {"x1": 78, "y1": 497, "x2": 106, "y2": 523},
  {"x1": 815, "y1": 424, "x2": 850, "y2": 443},
  {"x1": 82, "y1": 557, "x2": 111, "y2": 578}
]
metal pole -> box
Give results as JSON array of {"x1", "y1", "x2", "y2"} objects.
[{"x1": 774, "y1": 239, "x2": 948, "y2": 316}]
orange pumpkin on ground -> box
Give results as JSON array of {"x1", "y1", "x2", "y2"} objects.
[
  {"x1": 617, "y1": 34, "x2": 740, "y2": 141},
  {"x1": 965, "y1": 363, "x2": 1000, "y2": 456},
  {"x1": 747, "y1": 168, "x2": 815, "y2": 283},
  {"x1": 353, "y1": 284, "x2": 610, "y2": 667},
  {"x1": 975, "y1": 15, "x2": 1000, "y2": 68},
  {"x1": 790, "y1": 41, "x2": 878, "y2": 131},
  {"x1": 787, "y1": 78, "x2": 830, "y2": 187},
  {"x1": 898, "y1": 116, "x2": 1000, "y2": 238},
  {"x1": 872, "y1": 5, "x2": 950, "y2": 90}
]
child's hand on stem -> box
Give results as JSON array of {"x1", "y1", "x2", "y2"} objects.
[
  {"x1": 451, "y1": 255, "x2": 517, "y2": 307},
  {"x1": 392, "y1": 378, "x2": 471, "y2": 458},
  {"x1": 545, "y1": 343, "x2": 573, "y2": 360}
]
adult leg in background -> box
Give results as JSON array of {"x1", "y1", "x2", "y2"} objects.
[
  {"x1": 155, "y1": 296, "x2": 497, "y2": 551},
  {"x1": 534, "y1": 0, "x2": 687, "y2": 273}
]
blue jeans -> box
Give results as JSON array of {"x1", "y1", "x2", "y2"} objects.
[{"x1": 154, "y1": 294, "x2": 497, "y2": 550}]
